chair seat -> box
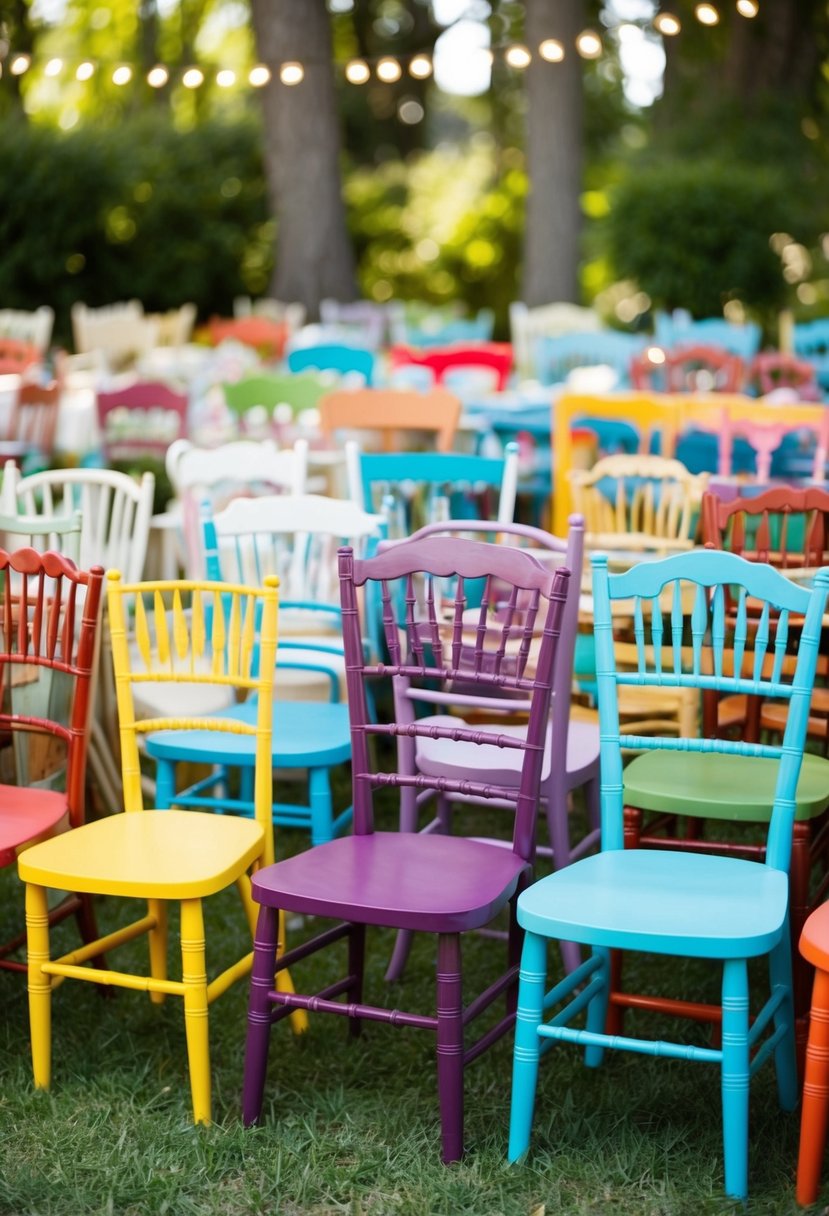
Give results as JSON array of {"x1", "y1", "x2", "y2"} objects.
[
  {"x1": 145, "y1": 700, "x2": 352, "y2": 769},
  {"x1": 251, "y1": 832, "x2": 530, "y2": 932},
  {"x1": 17, "y1": 810, "x2": 264, "y2": 898},
  {"x1": 0, "y1": 785, "x2": 68, "y2": 865},
  {"x1": 415, "y1": 716, "x2": 599, "y2": 786},
  {"x1": 517, "y1": 849, "x2": 789, "y2": 958},
  {"x1": 624, "y1": 750, "x2": 829, "y2": 821}
]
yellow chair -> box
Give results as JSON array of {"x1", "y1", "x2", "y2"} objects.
[{"x1": 19, "y1": 573, "x2": 305, "y2": 1124}]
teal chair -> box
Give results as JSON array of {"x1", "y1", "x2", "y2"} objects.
[
  {"x1": 507, "y1": 549, "x2": 829, "y2": 1200},
  {"x1": 286, "y1": 343, "x2": 375, "y2": 385}
]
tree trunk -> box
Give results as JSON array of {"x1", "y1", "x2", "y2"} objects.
[
  {"x1": 521, "y1": 0, "x2": 585, "y2": 305},
  {"x1": 250, "y1": 0, "x2": 356, "y2": 317}
]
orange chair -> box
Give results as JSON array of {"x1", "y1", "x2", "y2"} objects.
[
  {"x1": 797, "y1": 902, "x2": 829, "y2": 1204},
  {"x1": 318, "y1": 387, "x2": 461, "y2": 453},
  {"x1": 0, "y1": 338, "x2": 40, "y2": 376}
]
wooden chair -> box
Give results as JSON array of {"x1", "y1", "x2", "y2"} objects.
[
  {"x1": 509, "y1": 301, "x2": 602, "y2": 379},
  {"x1": 535, "y1": 331, "x2": 646, "y2": 388},
  {"x1": 568, "y1": 453, "x2": 707, "y2": 550},
  {"x1": 0, "y1": 380, "x2": 61, "y2": 469},
  {"x1": 0, "y1": 306, "x2": 54, "y2": 352},
  {"x1": 793, "y1": 318, "x2": 829, "y2": 398},
  {"x1": 145, "y1": 303, "x2": 197, "y2": 348},
  {"x1": 96, "y1": 379, "x2": 188, "y2": 463},
  {"x1": 716, "y1": 409, "x2": 829, "y2": 483},
  {"x1": 630, "y1": 344, "x2": 745, "y2": 393},
  {"x1": 400, "y1": 307, "x2": 495, "y2": 347},
  {"x1": 508, "y1": 550, "x2": 829, "y2": 1201},
  {"x1": 0, "y1": 547, "x2": 103, "y2": 974},
  {"x1": 318, "y1": 388, "x2": 461, "y2": 454},
  {"x1": 653, "y1": 313, "x2": 762, "y2": 360},
  {"x1": 240, "y1": 536, "x2": 571, "y2": 1161},
  {"x1": 388, "y1": 342, "x2": 513, "y2": 391},
  {"x1": 0, "y1": 338, "x2": 41, "y2": 376},
  {"x1": 796, "y1": 901, "x2": 829, "y2": 1203},
  {"x1": 287, "y1": 343, "x2": 376, "y2": 385},
  {"x1": 19, "y1": 572, "x2": 306, "y2": 1124},
  {"x1": 206, "y1": 316, "x2": 287, "y2": 361},
  {"x1": 747, "y1": 351, "x2": 821, "y2": 400},
  {"x1": 71, "y1": 300, "x2": 158, "y2": 368},
  {"x1": 222, "y1": 372, "x2": 330, "y2": 431}
]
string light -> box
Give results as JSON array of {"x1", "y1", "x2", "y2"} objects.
[
  {"x1": 279, "y1": 61, "x2": 304, "y2": 85},
  {"x1": 182, "y1": 67, "x2": 204, "y2": 88},
  {"x1": 112, "y1": 65, "x2": 132, "y2": 85},
  {"x1": 376, "y1": 57, "x2": 402, "y2": 83},
  {"x1": 695, "y1": 4, "x2": 720, "y2": 24},
  {"x1": 9, "y1": 54, "x2": 29, "y2": 74},
  {"x1": 736, "y1": 0, "x2": 758, "y2": 14},
  {"x1": 75, "y1": 61, "x2": 95, "y2": 80},
  {"x1": 505, "y1": 44, "x2": 532, "y2": 69},
  {"x1": 654, "y1": 12, "x2": 681, "y2": 35},
  {"x1": 249, "y1": 64, "x2": 271, "y2": 87},
  {"x1": 539, "y1": 39, "x2": 565, "y2": 63},
  {"x1": 147, "y1": 64, "x2": 168, "y2": 87},
  {"x1": 345, "y1": 58, "x2": 370, "y2": 84},
  {"x1": 44, "y1": 57, "x2": 63, "y2": 76},
  {"x1": 575, "y1": 30, "x2": 603, "y2": 59},
  {"x1": 408, "y1": 55, "x2": 432, "y2": 79}
]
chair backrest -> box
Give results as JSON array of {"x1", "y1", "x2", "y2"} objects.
[
  {"x1": 748, "y1": 352, "x2": 821, "y2": 399},
  {"x1": 715, "y1": 409, "x2": 829, "y2": 483},
  {"x1": 0, "y1": 306, "x2": 54, "y2": 352},
  {"x1": 702, "y1": 485, "x2": 829, "y2": 570},
  {"x1": 338, "y1": 535, "x2": 571, "y2": 860},
  {"x1": 202, "y1": 492, "x2": 383, "y2": 608},
  {"x1": 319, "y1": 299, "x2": 391, "y2": 350},
  {"x1": 535, "y1": 331, "x2": 646, "y2": 388},
  {"x1": 509, "y1": 301, "x2": 602, "y2": 378},
  {"x1": 592, "y1": 547, "x2": 829, "y2": 871},
  {"x1": 9, "y1": 465, "x2": 155, "y2": 582},
  {"x1": 207, "y1": 316, "x2": 287, "y2": 361},
  {"x1": 0, "y1": 509, "x2": 82, "y2": 561},
  {"x1": 71, "y1": 300, "x2": 158, "y2": 364},
  {"x1": 8, "y1": 380, "x2": 61, "y2": 454},
  {"x1": 0, "y1": 547, "x2": 103, "y2": 825},
  {"x1": 630, "y1": 345, "x2": 744, "y2": 393},
  {"x1": 654, "y1": 312, "x2": 761, "y2": 360},
  {"x1": 0, "y1": 338, "x2": 41, "y2": 376},
  {"x1": 96, "y1": 379, "x2": 189, "y2": 462},
  {"x1": 388, "y1": 342, "x2": 513, "y2": 392},
  {"x1": 318, "y1": 388, "x2": 461, "y2": 453},
  {"x1": 145, "y1": 303, "x2": 197, "y2": 347},
  {"x1": 222, "y1": 373, "x2": 330, "y2": 421},
  {"x1": 348, "y1": 443, "x2": 520, "y2": 531},
  {"x1": 569, "y1": 454, "x2": 708, "y2": 548},
  {"x1": 107, "y1": 572, "x2": 279, "y2": 858},
  {"x1": 402, "y1": 309, "x2": 495, "y2": 347},
  {"x1": 287, "y1": 343, "x2": 376, "y2": 385},
  {"x1": 233, "y1": 296, "x2": 307, "y2": 335}
]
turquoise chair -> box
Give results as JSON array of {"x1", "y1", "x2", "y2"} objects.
[
  {"x1": 534, "y1": 331, "x2": 646, "y2": 388},
  {"x1": 286, "y1": 343, "x2": 375, "y2": 385},
  {"x1": 507, "y1": 548, "x2": 829, "y2": 1200},
  {"x1": 793, "y1": 319, "x2": 829, "y2": 398},
  {"x1": 653, "y1": 313, "x2": 762, "y2": 360}
]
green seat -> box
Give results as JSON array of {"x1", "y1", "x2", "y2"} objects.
[{"x1": 624, "y1": 748, "x2": 829, "y2": 822}]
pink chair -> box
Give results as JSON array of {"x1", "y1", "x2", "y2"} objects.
[
  {"x1": 747, "y1": 352, "x2": 821, "y2": 401},
  {"x1": 631, "y1": 344, "x2": 744, "y2": 393},
  {"x1": 241, "y1": 534, "x2": 573, "y2": 1162},
  {"x1": 96, "y1": 379, "x2": 188, "y2": 463},
  {"x1": 718, "y1": 408, "x2": 829, "y2": 483},
  {"x1": 389, "y1": 342, "x2": 514, "y2": 391}
]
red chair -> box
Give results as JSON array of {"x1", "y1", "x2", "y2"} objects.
[
  {"x1": 748, "y1": 352, "x2": 821, "y2": 400},
  {"x1": 389, "y1": 342, "x2": 513, "y2": 391},
  {"x1": 0, "y1": 547, "x2": 104, "y2": 973},
  {"x1": 631, "y1": 344, "x2": 744, "y2": 393},
  {"x1": 206, "y1": 316, "x2": 287, "y2": 361},
  {"x1": 96, "y1": 379, "x2": 188, "y2": 462}
]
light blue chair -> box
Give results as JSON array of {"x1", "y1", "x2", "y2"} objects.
[
  {"x1": 534, "y1": 331, "x2": 646, "y2": 388},
  {"x1": 286, "y1": 343, "x2": 376, "y2": 385},
  {"x1": 507, "y1": 548, "x2": 829, "y2": 1200},
  {"x1": 402, "y1": 309, "x2": 495, "y2": 347},
  {"x1": 654, "y1": 312, "x2": 762, "y2": 360},
  {"x1": 793, "y1": 319, "x2": 829, "y2": 398}
]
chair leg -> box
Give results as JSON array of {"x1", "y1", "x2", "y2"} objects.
[
  {"x1": 606, "y1": 809, "x2": 642, "y2": 1037},
  {"x1": 25, "y1": 883, "x2": 52, "y2": 1091},
  {"x1": 348, "y1": 923, "x2": 366, "y2": 1038},
  {"x1": 768, "y1": 923, "x2": 798, "y2": 1112},
  {"x1": 73, "y1": 893, "x2": 107, "y2": 972},
  {"x1": 721, "y1": 958, "x2": 750, "y2": 1202},
  {"x1": 243, "y1": 904, "x2": 279, "y2": 1127},
  {"x1": 147, "y1": 898, "x2": 168, "y2": 1006},
  {"x1": 308, "y1": 767, "x2": 333, "y2": 846},
  {"x1": 436, "y1": 933, "x2": 464, "y2": 1164},
  {"x1": 508, "y1": 930, "x2": 547, "y2": 1162},
  {"x1": 797, "y1": 967, "x2": 829, "y2": 1206},
  {"x1": 584, "y1": 946, "x2": 610, "y2": 1069},
  {"x1": 180, "y1": 898, "x2": 211, "y2": 1125},
  {"x1": 237, "y1": 874, "x2": 307, "y2": 1037}
]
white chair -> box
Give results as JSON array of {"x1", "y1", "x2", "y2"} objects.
[
  {"x1": 509, "y1": 301, "x2": 603, "y2": 380},
  {"x1": 0, "y1": 306, "x2": 55, "y2": 352},
  {"x1": 145, "y1": 303, "x2": 197, "y2": 347},
  {"x1": 70, "y1": 301, "x2": 158, "y2": 368}
]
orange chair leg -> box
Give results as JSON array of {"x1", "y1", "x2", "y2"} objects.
[
  {"x1": 792, "y1": 822, "x2": 813, "y2": 1074},
  {"x1": 797, "y1": 967, "x2": 829, "y2": 1205}
]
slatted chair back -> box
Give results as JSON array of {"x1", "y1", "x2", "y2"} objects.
[
  {"x1": 702, "y1": 486, "x2": 829, "y2": 571},
  {"x1": 0, "y1": 548, "x2": 103, "y2": 826},
  {"x1": 592, "y1": 548, "x2": 829, "y2": 870},
  {"x1": 318, "y1": 387, "x2": 461, "y2": 454},
  {"x1": 569, "y1": 454, "x2": 707, "y2": 549},
  {"x1": 96, "y1": 380, "x2": 188, "y2": 462},
  {"x1": 107, "y1": 573, "x2": 279, "y2": 857},
  {"x1": 653, "y1": 313, "x2": 762, "y2": 360},
  {"x1": 388, "y1": 343, "x2": 513, "y2": 391},
  {"x1": 631, "y1": 344, "x2": 744, "y2": 393},
  {"x1": 222, "y1": 373, "x2": 330, "y2": 423},
  {"x1": 748, "y1": 352, "x2": 821, "y2": 400},
  {"x1": 286, "y1": 343, "x2": 375, "y2": 385},
  {"x1": 0, "y1": 510, "x2": 82, "y2": 563},
  {"x1": 8, "y1": 381, "x2": 61, "y2": 456},
  {"x1": 715, "y1": 410, "x2": 829, "y2": 483},
  {"x1": 0, "y1": 306, "x2": 54, "y2": 352},
  {"x1": 339, "y1": 537, "x2": 571, "y2": 860},
  {"x1": 535, "y1": 331, "x2": 645, "y2": 389},
  {"x1": 9, "y1": 465, "x2": 155, "y2": 583}
]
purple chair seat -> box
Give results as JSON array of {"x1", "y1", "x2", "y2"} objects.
[{"x1": 252, "y1": 832, "x2": 530, "y2": 932}]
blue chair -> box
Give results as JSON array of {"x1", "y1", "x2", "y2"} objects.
[
  {"x1": 402, "y1": 309, "x2": 495, "y2": 347},
  {"x1": 535, "y1": 332, "x2": 646, "y2": 388},
  {"x1": 507, "y1": 548, "x2": 829, "y2": 1200},
  {"x1": 793, "y1": 319, "x2": 829, "y2": 398},
  {"x1": 145, "y1": 493, "x2": 383, "y2": 845},
  {"x1": 654, "y1": 312, "x2": 761, "y2": 360},
  {"x1": 286, "y1": 343, "x2": 375, "y2": 385}
]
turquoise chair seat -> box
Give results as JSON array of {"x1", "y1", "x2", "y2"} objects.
[
  {"x1": 517, "y1": 849, "x2": 788, "y2": 958},
  {"x1": 624, "y1": 750, "x2": 829, "y2": 822},
  {"x1": 146, "y1": 699, "x2": 353, "y2": 845}
]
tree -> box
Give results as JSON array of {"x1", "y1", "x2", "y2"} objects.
[
  {"x1": 521, "y1": 0, "x2": 586, "y2": 305},
  {"x1": 250, "y1": 0, "x2": 356, "y2": 316}
]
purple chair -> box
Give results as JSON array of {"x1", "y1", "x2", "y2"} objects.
[
  {"x1": 242, "y1": 535, "x2": 572, "y2": 1162},
  {"x1": 380, "y1": 517, "x2": 597, "y2": 982}
]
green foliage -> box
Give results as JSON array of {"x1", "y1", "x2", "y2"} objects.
[
  {"x1": 603, "y1": 158, "x2": 805, "y2": 322},
  {"x1": 0, "y1": 112, "x2": 271, "y2": 345}
]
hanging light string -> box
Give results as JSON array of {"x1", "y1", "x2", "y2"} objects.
[{"x1": 0, "y1": 4, "x2": 759, "y2": 90}]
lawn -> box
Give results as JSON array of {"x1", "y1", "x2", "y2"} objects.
[{"x1": 0, "y1": 789, "x2": 816, "y2": 1216}]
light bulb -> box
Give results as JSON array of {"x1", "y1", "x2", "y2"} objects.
[
  {"x1": 376, "y1": 57, "x2": 402, "y2": 83},
  {"x1": 249, "y1": 64, "x2": 271, "y2": 87},
  {"x1": 147, "y1": 65, "x2": 168, "y2": 88},
  {"x1": 112, "y1": 65, "x2": 132, "y2": 85},
  {"x1": 279, "y1": 61, "x2": 304, "y2": 85},
  {"x1": 182, "y1": 67, "x2": 204, "y2": 88},
  {"x1": 539, "y1": 39, "x2": 565, "y2": 63},
  {"x1": 505, "y1": 44, "x2": 532, "y2": 69},
  {"x1": 575, "y1": 30, "x2": 603, "y2": 58},
  {"x1": 345, "y1": 58, "x2": 370, "y2": 84}
]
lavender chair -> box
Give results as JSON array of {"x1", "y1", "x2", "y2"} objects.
[
  {"x1": 380, "y1": 517, "x2": 597, "y2": 982},
  {"x1": 242, "y1": 535, "x2": 572, "y2": 1162}
]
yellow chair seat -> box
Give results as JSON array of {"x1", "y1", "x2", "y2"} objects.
[{"x1": 18, "y1": 810, "x2": 265, "y2": 900}]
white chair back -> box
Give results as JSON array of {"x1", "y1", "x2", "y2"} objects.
[{"x1": 0, "y1": 306, "x2": 55, "y2": 352}]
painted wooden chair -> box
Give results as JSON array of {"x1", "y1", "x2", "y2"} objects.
[
  {"x1": 0, "y1": 338, "x2": 41, "y2": 376},
  {"x1": 19, "y1": 572, "x2": 306, "y2": 1124},
  {"x1": 401, "y1": 307, "x2": 495, "y2": 347},
  {"x1": 71, "y1": 300, "x2": 158, "y2": 368},
  {"x1": 0, "y1": 306, "x2": 54, "y2": 352},
  {"x1": 630, "y1": 344, "x2": 745, "y2": 393},
  {"x1": 747, "y1": 352, "x2": 821, "y2": 400},
  {"x1": 653, "y1": 313, "x2": 762, "y2": 360},
  {"x1": 207, "y1": 315, "x2": 287, "y2": 360},
  {"x1": 568, "y1": 453, "x2": 707, "y2": 551},
  {"x1": 222, "y1": 372, "x2": 331, "y2": 430},
  {"x1": 535, "y1": 331, "x2": 646, "y2": 388},
  {"x1": 509, "y1": 301, "x2": 602, "y2": 379},
  {"x1": 347, "y1": 442, "x2": 519, "y2": 533},
  {"x1": 318, "y1": 387, "x2": 461, "y2": 454},
  {"x1": 286, "y1": 343, "x2": 375, "y2": 385},
  {"x1": 319, "y1": 299, "x2": 394, "y2": 350},
  {"x1": 388, "y1": 342, "x2": 514, "y2": 392},
  {"x1": 796, "y1": 901, "x2": 829, "y2": 1204},
  {"x1": 0, "y1": 547, "x2": 103, "y2": 974},
  {"x1": 715, "y1": 408, "x2": 829, "y2": 483},
  {"x1": 507, "y1": 549, "x2": 829, "y2": 1200},
  {"x1": 376, "y1": 516, "x2": 597, "y2": 982},
  {"x1": 241, "y1": 536, "x2": 571, "y2": 1162},
  {"x1": 96, "y1": 379, "x2": 188, "y2": 464},
  {"x1": 0, "y1": 379, "x2": 61, "y2": 471}
]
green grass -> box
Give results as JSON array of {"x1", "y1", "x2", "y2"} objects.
[{"x1": 0, "y1": 787, "x2": 819, "y2": 1216}]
